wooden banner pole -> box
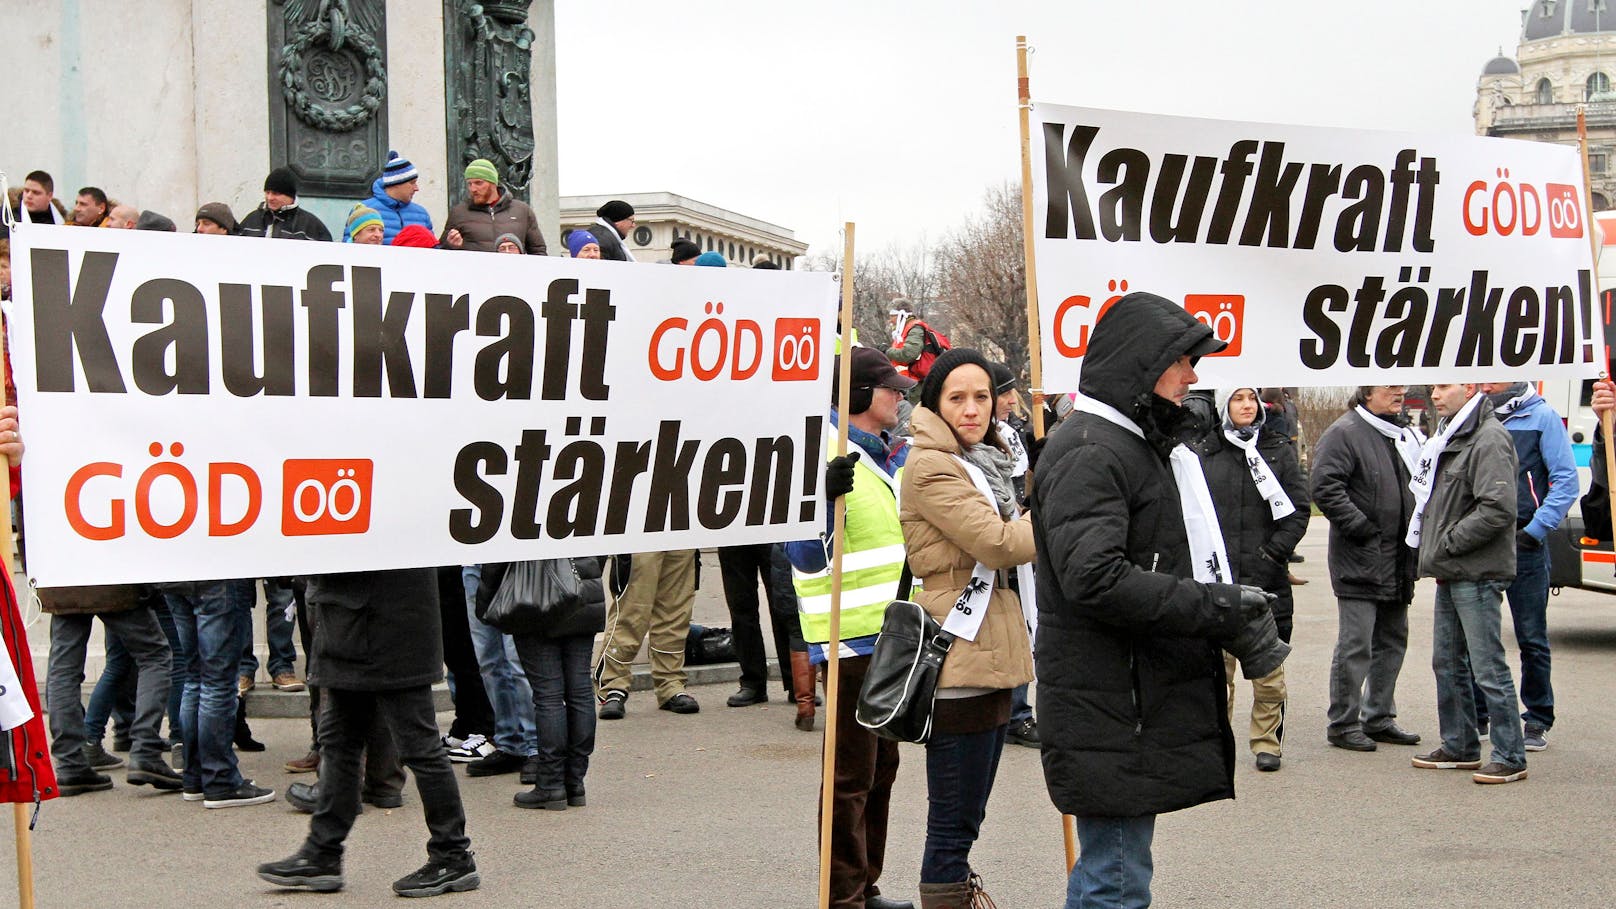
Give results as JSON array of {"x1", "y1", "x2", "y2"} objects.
[
  {"x1": 0, "y1": 317, "x2": 33, "y2": 909},
  {"x1": 816, "y1": 224, "x2": 858, "y2": 909},
  {"x1": 1577, "y1": 110, "x2": 1616, "y2": 544},
  {"x1": 1015, "y1": 34, "x2": 1076, "y2": 874}
]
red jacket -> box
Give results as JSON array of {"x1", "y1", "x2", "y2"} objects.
[{"x1": 0, "y1": 571, "x2": 56, "y2": 804}]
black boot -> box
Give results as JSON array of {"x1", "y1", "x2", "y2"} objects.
[{"x1": 234, "y1": 695, "x2": 266, "y2": 752}]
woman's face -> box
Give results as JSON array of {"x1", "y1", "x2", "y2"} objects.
[
  {"x1": 1228, "y1": 388, "x2": 1260, "y2": 428},
  {"x1": 939, "y1": 364, "x2": 993, "y2": 447}
]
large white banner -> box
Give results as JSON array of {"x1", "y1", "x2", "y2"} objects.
[
  {"x1": 7, "y1": 226, "x2": 837, "y2": 586},
  {"x1": 1032, "y1": 104, "x2": 1604, "y2": 391}
]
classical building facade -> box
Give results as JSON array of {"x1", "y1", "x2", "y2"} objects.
[
  {"x1": 1475, "y1": 0, "x2": 1616, "y2": 209},
  {"x1": 559, "y1": 192, "x2": 809, "y2": 267}
]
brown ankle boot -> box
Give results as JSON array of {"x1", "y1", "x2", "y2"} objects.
[
  {"x1": 918, "y1": 880, "x2": 971, "y2": 909},
  {"x1": 965, "y1": 873, "x2": 999, "y2": 908},
  {"x1": 789, "y1": 650, "x2": 816, "y2": 731}
]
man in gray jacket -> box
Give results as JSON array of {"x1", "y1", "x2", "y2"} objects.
[{"x1": 1409, "y1": 383, "x2": 1526, "y2": 784}]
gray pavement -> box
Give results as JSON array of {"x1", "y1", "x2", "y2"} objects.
[{"x1": 5, "y1": 521, "x2": 1616, "y2": 906}]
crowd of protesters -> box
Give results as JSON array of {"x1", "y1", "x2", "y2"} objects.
[{"x1": 0, "y1": 155, "x2": 1587, "y2": 907}]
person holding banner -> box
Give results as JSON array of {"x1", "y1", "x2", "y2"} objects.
[
  {"x1": 1197, "y1": 388, "x2": 1311, "y2": 771},
  {"x1": 1030, "y1": 292, "x2": 1287, "y2": 909},
  {"x1": 784, "y1": 345, "x2": 916, "y2": 909},
  {"x1": 1310, "y1": 387, "x2": 1425, "y2": 753},
  {"x1": 899, "y1": 348, "x2": 1035, "y2": 909}
]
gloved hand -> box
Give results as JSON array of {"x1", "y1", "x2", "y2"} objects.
[
  {"x1": 1517, "y1": 529, "x2": 1542, "y2": 551},
  {"x1": 1026, "y1": 435, "x2": 1047, "y2": 474},
  {"x1": 825, "y1": 451, "x2": 860, "y2": 502},
  {"x1": 1221, "y1": 586, "x2": 1290, "y2": 680}
]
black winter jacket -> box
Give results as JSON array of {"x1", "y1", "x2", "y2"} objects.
[
  {"x1": 1195, "y1": 427, "x2": 1311, "y2": 608},
  {"x1": 304, "y1": 568, "x2": 443, "y2": 691},
  {"x1": 1031, "y1": 293, "x2": 1243, "y2": 819},
  {"x1": 237, "y1": 203, "x2": 332, "y2": 241},
  {"x1": 1309, "y1": 410, "x2": 1418, "y2": 603},
  {"x1": 474, "y1": 558, "x2": 607, "y2": 639}
]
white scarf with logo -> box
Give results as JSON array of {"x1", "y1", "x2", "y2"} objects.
[
  {"x1": 1354, "y1": 405, "x2": 1425, "y2": 476},
  {"x1": 1223, "y1": 429, "x2": 1296, "y2": 521},
  {"x1": 1074, "y1": 395, "x2": 1230, "y2": 584},
  {"x1": 1404, "y1": 393, "x2": 1485, "y2": 548}
]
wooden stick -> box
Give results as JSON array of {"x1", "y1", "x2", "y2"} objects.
[
  {"x1": 0, "y1": 317, "x2": 30, "y2": 909},
  {"x1": 1577, "y1": 110, "x2": 1616, "y2": 546},
  {"x1": 816, "y1": 223, "x2": 858, "y2": 909},
  {"x1": 1016, "y1": 36, "x2": 1049, "y2": 441},
  {"x1": 1016, "y1": 33, "x2": 1076, "y2": 874}
]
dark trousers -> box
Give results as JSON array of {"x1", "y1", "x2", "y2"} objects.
[
  {"x1": 719, "y1": 544, "x2": 805, "y2": 695},
  {"x1": 1474, "y1": 541, "x2": 1554, "y2": 729},
  {"x1": 47, "y1": 608, "x2": 171, "y2": 772},
  {"x1": 437, "y1": 567, "x2": 494, "y2": 739},
  {"x1": 512, "y1": 632, "x2": 596, "y2": 793},
  {"x1": 921, "y1": 721, "x2": 1008, "y2": 884},
  {"x1": 293, "y1": 582, "x2": 320, "y2": 751},
  {"x1": 821, "y1": 655, "x2": 900, "y2": 908},
  {"x1": 304, "y1": 685, "x2": 470, "y2": 865}
]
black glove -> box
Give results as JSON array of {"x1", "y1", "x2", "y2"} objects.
[
  {"x1": 1517, "y1": 529, "x2": 1543, "y2": 551},
  {"x1": 1220, "y1": 585, "x2": 1290, "y2": 680},
  {"x1": 825, "y1": 451, "x2": 860, "y2": 502},
  {"x1": 1026, "y1": 436, "x2": 1048, "y2": 474},
  {"x1": 1258, "y1": 544, "x2": 1287, "y2": 566}
]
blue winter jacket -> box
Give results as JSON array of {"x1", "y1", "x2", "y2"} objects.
[
  {"x1": 346, "y1": 177, "x2": 434, "y2": 243},
  {"x1": 1499, "y1": 392, "x2": 1579, "y2": 543}
]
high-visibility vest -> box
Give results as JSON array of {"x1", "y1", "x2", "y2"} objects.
[{"x1": 793, "y1": 443, "x2": 905, "y2": 646}]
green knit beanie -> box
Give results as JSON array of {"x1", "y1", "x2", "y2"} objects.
[{"x1": 464, "y1": 159, "x2": 500, "y2": 185}]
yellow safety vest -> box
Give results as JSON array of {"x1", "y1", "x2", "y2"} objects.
[{"x1": 793, "y1": 439, "x2": 905, "y2": 647}]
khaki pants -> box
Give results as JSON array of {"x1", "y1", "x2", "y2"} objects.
[
  {"x1": 1224, "y1": 651, "x2": 1287, "y2": 756},
  {"x1": 596, "y1": 550, "x2": 696, "y2": 704}
]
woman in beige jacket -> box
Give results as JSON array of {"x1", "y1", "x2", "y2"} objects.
[{"x1": 899, "y1": 349, "x2": 1035, "y2": 909}]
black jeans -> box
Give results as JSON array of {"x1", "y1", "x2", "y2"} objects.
[
  {"x1": 513, "y1": 632, "x2": 596, "y2": 792},
  {"x1": 718, "y1": 544, "x2": 805, "y2": 694},
  {"x1": 437, "y1": 567, "x2": 494, "y2": 739},
  {"x1": 303, "y1": 685, "x2": 471, "y2": 865}
]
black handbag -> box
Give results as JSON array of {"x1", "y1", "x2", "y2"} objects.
[
  {"x1": 478, "y1": 558, "x2": 583, "y2": 635},
  {"x1": 855, "y1": 564, "x2": 955, "y2": 744}
]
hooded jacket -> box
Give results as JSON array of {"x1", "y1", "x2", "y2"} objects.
[
  {"x1": 237, "y1": 201, "x2": 332, "y2": 241},
  {"x1": 442, "y1": 187, "x2": 548, "y2": 255},
  {"x1": 1491, "y1": 388, "x2": 1578, "y2": 543},
  {"x1": 1030, "y1": 292, "x2": 1244, "y2": 819},
  {"x1": 1309, "y1": 407, "x2": 1418, "y2": 603},
  {"x1": 898, "y1": 406, "x2": 1035, "y2": 691},
  {"x1": 1417, "y1": 396, "x2": 1519, "y2": 582},
  {"x1": 352, "y1": 177, "x2": 434, "y2": 244},
  {"x1": 1194, "y1": 391, "x2": 1311, "y2": 605}
]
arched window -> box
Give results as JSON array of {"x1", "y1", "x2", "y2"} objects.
[
  {"x1": 1538, "y1": 78, "x2": 1554, "y2": 104},
  {"x1": 1590, "y1": 72, "x2": 1612, "y2": 100}
]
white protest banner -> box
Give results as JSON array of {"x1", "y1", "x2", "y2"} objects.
[
  {"x1": 1031, "y1": 104, "x2": 1603, "y2": 390},
  {"x1": 6, "y1": 225, "x2": 836, "y2": 587}
]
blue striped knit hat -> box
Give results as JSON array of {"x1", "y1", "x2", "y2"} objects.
[{"x1": 382, "y1": 150, "x2": 418, "y2": 187}]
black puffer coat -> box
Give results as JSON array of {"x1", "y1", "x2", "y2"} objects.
[
  {"x1": 1308, "y1": 410, "x2": 1418, "y2": 604},
  {"x1": 1195, "y1": 421, "x2": 1311, "y2": 613},
  {"x1": 474, "y1": 558, "x2": 607, "y2": 639},
  {"x1": 1031, "y1": 293, "x2": 1244, "y2": 819},
  {"x1": 304, "y1": 568, "x2": 443, "y2": 691}
]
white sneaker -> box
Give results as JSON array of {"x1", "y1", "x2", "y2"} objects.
[{"x1": 446, "y1": 733, "x2": 493, "y2": 763}]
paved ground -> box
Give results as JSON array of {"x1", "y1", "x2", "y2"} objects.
[{"x1": 5, "y1": 521, "x2": 1616, "y2": 907}]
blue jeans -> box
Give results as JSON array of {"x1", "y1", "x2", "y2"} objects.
[
  {"x1": 921, "y1": 723, "x2": 1007, "y2": 884},
  {"x1": 239, "y1": 579, "x2": 298, "y2": 679},
  {"x1": 83, "y1": 630, "x2": 134, "y2": 743},
  {"x1": 513, "y1": 632, "x2": 597, "y2": 792},
  {"x1": 1010, "y1": 683, "x2": 1033, "y2": 724},
  {"x1": 151, "y1": 597, "x2": 187, "y2": 741},
  {"x1": 1434, "y1": 579, "x2": 1526, "y2": 766},
  {"x1": 1068, "y1": 815, "x2": 1156, "y2": 908},
  {"x1": 1472, "y1": 542, "x2": 1553, "y2": 730},
  {"x1": 166, "y1": 579, "x2": 254, "y2": 795},
  {"x1": 462, "y1": 566, "x2": 536, "y2": 757}
]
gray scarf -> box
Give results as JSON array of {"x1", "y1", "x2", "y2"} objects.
[{"x1": 962, "y1": 442, "x2": 1018, "y2": 519}]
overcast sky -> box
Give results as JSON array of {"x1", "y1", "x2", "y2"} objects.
[{"x1": 555, "y1": 1, "x2": 1531, "y2": 261}]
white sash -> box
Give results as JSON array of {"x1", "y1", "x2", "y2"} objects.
[
  {"x1": 941, "y1": 457, "x2": 999, "y2": 643},
  {"x1": 1404, "y1": 393, "x2": 1485, "y2": 548},
  {"x1": 0, "y1": 634, "x2": 33, "y2": 731},
  {"x1": 1223, "y1": 430, "x2": 1296, "y2": 520},
  {"x1": 1354, "y1": 406, "x2": 1425, "y2": 476},
  {"x1": 1170, "y1": 446, "x2": 1232, "y2": 584}
]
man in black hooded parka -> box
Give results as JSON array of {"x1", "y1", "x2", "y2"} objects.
[{"x1": 1031, "y1": 292, "x2": 1284, "y2": 908}]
